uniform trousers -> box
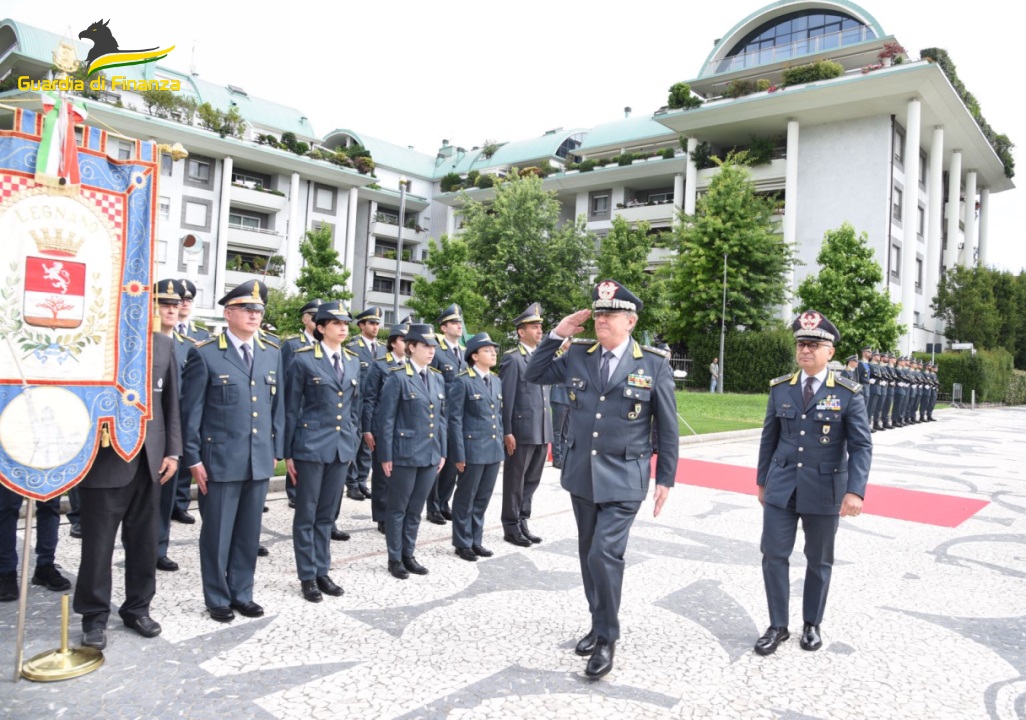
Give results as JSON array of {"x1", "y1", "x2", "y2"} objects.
[
  {"x1": 345, "y1": 442, "x2": 373, "y2": 492},
  {"x1": 428, "y1": 461, "x2": 459, "y2": 515},
  {"x1": 550, "y1": 404, "x2": 570, "y2": 467},
  {"x1": 451, "y1": 462, "x2": 500, "y2": 549},
  {"x1": 570, "y1": 495, "x2": 641, "y2": 643},
  {"x1": 157, "y1": 465, "x2": 190, "y2": 558},
  {"x1": 293, "y1": 458, "x2": 348, "y2": 580},
  {"x1": 173, "y1": 463, "x2": 192, "y2": 513},
  {"x1": 73, "y1": 460, "x2": 158, "y2": 631},
  {"x1": 370, "y1": 456, "x2": 388, "y2": 523},
  {"x1": 880, "y1": 388, "x2": 894, "y2": 424},
  {"x1": 761, "y1": 491, "x2": 839, "y2": 628},
  {"x1": 0, "y1": 486, "x2": 60, "y2": 574},
  {"x1": 386, "y1": 465, "x2": 437, "y2": 562},
  {"x1": 197, "y1": 478, "x2": 268, "y2": 609},
  {"x1": 865, "y1": 389, "x2": 879, "y2": 423},
  {"x1": 501, "y1": 443, "x2": 546, "y2": 533},
  {"x1": 891, "y1": 391, "x2": 907, "y2": 424}
]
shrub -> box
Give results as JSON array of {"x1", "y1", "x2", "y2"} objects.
[
  {"x1": 475, "y1": 174, "x2": 495, "y2": 189},
  {"x1": 781, "y1": 60, "x2": 844, "y2": 87},
  {"x1": 466, "y1": 170, "x2": 480, "y2": 186},
  {"x1": 667, "y1": 82, "x2": 703, "y2": 110},
  {"x1": 745, "y1": 135, "x2": 777, "y2": 166},
  {"x1": 921, "y1": 348, "x2": 1015, "y2": 403},
  {"x1": 440, "y1": 172, "x2": 462, "y2": 192},
  {"x1": 687, "y1": 327, "x2": 795, "y2": 393},
  {"x1": 661, "y1": 147, "x2": 676, "y2": 159},
  {"x1": 725, "y1": 79, "x2": 757, "y2": 98},
  {"x1": 756, "y1": 79, "x2": 772, "y2": 92},
  {"x1": 579, "y1": 159, "x2": 597, "y2": 172},
  {"x1": 689, "y1": 141, "x2": 717, "y2": 170},
  {"x1": 616, "y1": 153, "x2": 635, "y2": 166},
  {"x1": 1006, "y1": 370, "x2": 1026, "y2": 405}
]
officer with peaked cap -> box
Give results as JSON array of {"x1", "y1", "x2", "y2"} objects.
[
  {"x1": 499, "y1": 302, "x2": 552, "y2": 547},
  {"x1": 176, "y1": 278, "x2": 211, "y2": 341},
  {"x1": 881, "y1": 353, "x2": 897, "y2": 429},
  {"x1": 180, "y1": 279, "x2": 284, "y2": 622},
  {"x1": 427, "y1": 303, "x2": 466, "y2": 524},
  {"x1": 866, "y1": 351, "x2": 883, "y2": 432},
  {"x1": 284, "y1": 301, "x2": 361, "y2": 603},
  {"x1": 525, "y1": 280, "x2": 679, "y2": 679},
  {"x1": 449, "y1": 332, "x2": 504, "y2": 561},
  {"x1": 361, "y1": 323, "x2": 410, "y2": 533},
  {"x1": 345, "y1": 306, "x2": 386, "y2": 502},
  {"x1": 278, "y1": 298, "x2": 324, "y2": 508},
  {"x1": 842, "y1": 355, "x2": 859, "y2": 380},
  {"x1": 753, "y1": 310, "x2": 872, "y2": 657},
  {"x1": 374, "y1": 324, "x2": 447, "y2": 579}
]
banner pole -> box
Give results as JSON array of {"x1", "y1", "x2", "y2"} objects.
[{"x1": 13, "y1": 498, "x2": 34, "y2": 683}]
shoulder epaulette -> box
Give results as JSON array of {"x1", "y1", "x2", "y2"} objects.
[
  {"x1": 571, "y1": 338, "x2": 594, "y2": 345},
  {"x1": 429, "y1": 366, "x2": 444, "y2": 374},
  {"x1": 344, "y1": 348, "x2": 359, "y2": 358},
  {"x1": 389, "y1": 365, "x2": 405, "y2": 372},
  {"x1": 196, "y1": 336, "x2": 218, "y2": 348},
  {"x1": 504, "y1": 347, "x2": 517, "y2": 354},
  {"x1": 295, "y1": 345, "x2": 315, "y2": 353},
  {"x1": 642, "y1": 344, "x2": 670, "y2": 359},
  {"x1": 457, "y1": 369, "x2": 470, "y2": 377},
  {"x1": 770, "y1": 372, "x2": 796, "y2": 387},
  {"x1": 835, "y1": 375, "x2": 862, "y2": 393},
  {"x1": 518, "y1": 344, "x2": 527, "y2": 356},
  {"x1": 379, "y1": 353, "x2": 393, "y2": 363}
]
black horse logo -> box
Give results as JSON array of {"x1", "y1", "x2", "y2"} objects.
[{"x1": 78, "y1": 20, "x2": 158, "y2": 68}]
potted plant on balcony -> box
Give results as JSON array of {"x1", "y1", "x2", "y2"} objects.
[{"x1": 877, "y1": 42, "x2": 906, "y2": 66}]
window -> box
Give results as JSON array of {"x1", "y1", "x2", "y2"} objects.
[
  {"x1": 894, "y1": 127, "x2": 905, "y2": 166},
  {"x1": 109, "y1": 138, "x2": 133, "y2": 161},
  {"x1": 372, "y1": 274, "x2": 394, "y2": 294},
  {"x1": 229, "y1": 212, "x2": 262, "y2": 230},
  {"x1": 183, "y1": 199, "x2": 210, "y2": 229},
  {"x1": 157, "y1": 240, "x2": 168, "y2": 263},
  {"x1": 915, "y1": 257, "x2": 923, "y2": 290},
  {"x1": 313, "y1": 220, "x2": 334, "y2": 239},
  {"x1": 890, "y1": 244, "x2": 901, "y2": 279},
  {"x1": 231, "y1": 171, "x2": 266, "y2": 189},
  {"x1": 892, "y1": 187, "x2": 903, "y2": 223},
  {"x1": 589, "y1": 190, "x2": 612, "y2": 220},
  {"x1": 647, "y1": 190, "x2": 675, "y2": 204},
  {"x1": 314, "y1": 185, "x2": 336, "y2": 212},
  {"x1": 74, "y1": 126, "x2": 84, "y2": 146},
  {"x1": 159, "y1": 196, "x2": 170, "y2": 220},
  {"x1": 914, "y1": 311, "x2": 922, "y2": 327},
  {"x1": 917, "y1": 204, "x2": 925, "y2": 238},
  {"x1": 919, "y1": 150, "x2": 928, "y2": 188},
  {"x1": 161, "y1": 154, "x2": 173, "y2": 176},
  {"x1": 187, "y1": 158, "x2": 211, "y2": 183}
]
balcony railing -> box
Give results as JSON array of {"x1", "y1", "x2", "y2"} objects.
[{"x1": 708, "y1": 25, "x2": 875, "y2": 76}]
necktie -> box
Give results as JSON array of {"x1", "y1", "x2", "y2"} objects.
[
  {"x1": 177, "y1": 322, "x2": 186, "y2": 335},
  {"x1": 369, "y1": 342, "x2": 376, "y2": 358},
  {"x1": 240, "y1": 343, "x2": 253, "y2": 372},
  {"x1": 803, "y1": 376, "x2": 816, "y2": 408},
  {"x1": 333, "y1": 353, "x2": 344, "y2": 383},
  {"x1": 483, "y1": 374, "x2": 490, "y2": 390},
  {"x1": 600, "y1": 350, "x2": 613, "y2": 390},
  {"x1": 420, "y1": 370, "x2": 429, "y2": 386}
]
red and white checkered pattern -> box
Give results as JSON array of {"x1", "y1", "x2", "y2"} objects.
[
  {"x1": 81, "y1": 188, "x2": 124, "y2": 233},
  {"x1": 0, "y1": 173, "x2": 33, "y2": 202}
]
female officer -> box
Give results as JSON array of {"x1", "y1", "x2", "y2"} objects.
[
  {"x1": 283, "y1": 301, "x2": 361, "y2": 603},
  {"x1": 374, "y1": 324, "x2": 446, "y2": 579},
  {"x1": 448, "y1": 333, "x2": 504, "y2": 561}
]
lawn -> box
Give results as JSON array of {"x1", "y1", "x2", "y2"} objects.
[{"x1": 674, "y1": 391, "x2": 768, "y2": 436}]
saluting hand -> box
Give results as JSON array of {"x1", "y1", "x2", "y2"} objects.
[
  {"x1": 553, "y1": 309, "x2": 592, "y2": 339},
  {"x1": 158, "y1": 457, "x2": 178, "y2": 485}
]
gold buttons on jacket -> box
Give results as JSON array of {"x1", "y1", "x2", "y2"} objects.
[
  {"x1": 252, "y1": 412, "x2": 258, "y2": 417},
  {"x1": 800, "y1": 431, "x2": 805, "y2": 436},
  {"x1": 599, "y1": 396, "x2": 606, "y2": 402},
  {"x1": 251, "y1": 380, "x2": 256, "y2": 386},
  {"x1": 797, "y1": 462, "x2": 803, "y2": 468},
  {"x1": 336, "y1": 426, "x2": 341, "y2": 431},
  {"x1": 428, "y1": 433, "x2": 434, "y2": 438},
  {"x1": 595, "y1": 413, "x2": 602, "y2": 419},
  {"x1": 591, "y1": 450, "x2": 597, "y2": 455},
  {"x1": 336, "y1": 415, "x2": 342, "y2": 420},
  {"x1": 338, "y1": 391, "x2": 343, "y2": 397},
  {"x1": 252, "y1": 429, "x2": 258, "y2": 434},
  {"x1": 252, "y1": 396, "x2": 258, "y2": 402},
  {"x1": 337, "y1": 403, "x2": 343, "y2": 408},
  {"x1": 593, "y1": 431, "x2": 598, "y2": 437}
]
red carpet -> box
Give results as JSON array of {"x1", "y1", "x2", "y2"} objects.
[{"x1": 668, "y1": 458, "x2": 988, "y2": 528}]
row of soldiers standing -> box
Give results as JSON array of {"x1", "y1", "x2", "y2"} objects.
[{"x1": 842, "y1": 346, "x2": 940, "y2": 431}]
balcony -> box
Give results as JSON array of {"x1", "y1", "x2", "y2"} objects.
[
  {"x1": 371, "y1": 220, "x2": 429, "y2": 244},
  {"x1": 229, "y1": 183, "x2": 288, "y2": 213},
  {"x1": 615, "y1": 202, "x2": 676, "y2": 224},
  {"x1": 368, "y1": 254, "x2": 428, "y2": 275},
  {"x1": 227, "y1": 223, "x2": 284, "y2": 253},
  {"x1": 706, "y1": 25, "x2": 875, "y2": 76},
  {"x1": 224, "y1": 269, "x2": 283, "y2": 291},
  {"x1": 647, "y1": 247, "x2": 676, "y2": 267}
]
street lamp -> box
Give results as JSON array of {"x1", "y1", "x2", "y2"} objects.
[
  {"x1": 392, "y1": 176, "x2": 411, "y2": 322},
  {"x1": 719, "y1": 252, "x2": 727, "y2": 394}
]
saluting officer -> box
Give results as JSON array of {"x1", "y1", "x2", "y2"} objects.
[
  {"x1": 499, "y1": 302, "x2": 552, "y2": 547},
  {"x1": 449, "y1": 333, "x2": 504, "y2": 561},
  {"x1": 345, "y1": 306, "x2": 385, "y2": 501},
  {"x1": 279, "y1": 298, "x2": 324, "y2": 508},
  {"x1": 374, "y1": 324, "x2": 447, "y2": 580},
  {"x1": 427, "y1": 304, "x2": 466, "y2": 525},
  {"x1": 180, "y1": 279, "x2": 284, "y2": 623},
  {"x1": 754, "y1": 310, "x2": 872, "y2": 657},
  {"x1": 284, "y1": 301, "x2": 361, "y2": 603},
  {"x1": 361, "y1": 323, "x2": 410, "y2": 534},
  {"x1": 525, "y1": 280, "x2": 679, "y2": 680}
]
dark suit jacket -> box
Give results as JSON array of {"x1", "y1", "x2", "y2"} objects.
[
  {"x1": 283, "y1": 343, "x2": 361, "y2": 463},
  {"x1": 448, "y1": 367, "x2": 504, "y2": 465},
  {"x1": 80, "y1": 333, "x2": 182, "y2": 488},
  {"x1": 500, "y1": 343, "x2": 552, "y2": 445}
]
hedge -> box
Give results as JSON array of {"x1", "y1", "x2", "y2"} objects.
[
  {"x1": 1006, "y1": 370, "x2": 1026, "y2": 405},
  {"x1": 914, "y1": 348, "x2": 1015, "y2": 403},
  {"x1": 688, "y1": 328, "x2": 796, "y2": 393}
]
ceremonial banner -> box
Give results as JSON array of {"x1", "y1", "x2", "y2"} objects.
[{"x1": 0, "y1": 105, "x2": 156, "y2": 501}]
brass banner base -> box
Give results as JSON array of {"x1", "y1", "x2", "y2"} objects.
[{"x1": 20, "y1": 594, "x2": 104, "y2": 682}]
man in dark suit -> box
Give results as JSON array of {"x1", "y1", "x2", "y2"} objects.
[
  {"x1": 754, "y1": 310, "x2": 872, "y2": 657},
  {"x1": 279, "y1": 298, "x2": 324, "y2": 509},
  {"x1": 499, "y1": 303, "x2": 552, "y2": 547},
  {"x1": 73, "y1": 327, "x2": 182, "y2": 650},
  {"x1": 180, "y1": 280, "x2": 284, "y2": 623},
  {"x1": 525, "y1": 281, "x2": 679, "y2": 679},
  {"x1": 427, "y1": 303, "x2": 466, "y2": 524}
]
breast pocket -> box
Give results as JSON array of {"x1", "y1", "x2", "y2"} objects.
[
  {"x1": 566, "y1": 378, "x2": 587, "y2": 408},
  {"x1": 265, "y1": 373, "x2": 277, "y2": 403},
  {"x1": 776, "y1": 407, "x2": 797, "y2": 436},
  {"x1": 623, "y1": 387, "x2": 650, "y2": 420},
  {"x1": 396, "y1": 428, "x2": 417, "y2": 459},
  {"x1": 211, "y1": 376, "x2": 238, "y2": 405}
]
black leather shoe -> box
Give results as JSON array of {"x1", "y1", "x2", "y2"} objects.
[
  {"x1": 402, "y1": 556, "x2": 428, "y2": 575},
  {"x1": 263, "y1": 505, "x2": 269, "y2": 513},
  {"x1": 377, "y1": 522, "x2": 386, "y2": 534},
  {"x1": 754, "y1": 626, "x2": 790, "y2": 656},
  {"x1": 585, "y1": 639, "x2": 615, "y2": 678},
  {"x1": 472, "y1": 544, "x2": 493, "y2": 557},
  {"x1": 156, "y1": 556, "x2": 179, "y2": 572},
  {"x1": 257, "y1": 545, "x2": 269, "y2": 557},
  {"x1": 171, "y1": 508, "x2": 195, "y2": 524},
  {"x1": 520, "y1": 522, "x2": 542, "y2": 544},
  {"x1": 575, "y1": 630, "x2": 597, "y2": 656},
  {"x1": 82, "y1": 628, "x2": 107, "y2": 649},
  {"x1": 358, "y1": 484, "x2": 372, "y2": 499},
  {"x1": 388, "y1": 560, "x2": 409, "y2": 579},
  {"x1": 504, "y1": 532, "x2": 532, "y2": 547},
  {"x1": 301, "y1": 580, "x2": 323, "y2": 603},
  {"x1": 426, "y1": 512, "x2": 447, "y2": 525},
  {"x1": 288, "y1": 498, "x2": 296, "y2": 509},
  {"x1": 0, "y1": 572, "x2": 17, "y2": 602},
  {"x1": 800, "y1": 622, "x2": 822, "y2": 651},
  {"x1": 69, "y1": 523, "x2": 83, "y2": 539},
  {"x1": 31, "y1": 563, "x2": 71, "y2": 591},
  {"x1": 455, "y1": 547, "x2": 478, "y2": 562},
  {"x1": 230, "y1": 600, "x2": 264, "y2": 618},
  {"x1": 347, "y1": 487, "x2": 366, "y2": 501},
  {"x1": 331, "y1": 526, "x2": 351, "y2": 541},
  {"x1": 124, "y1": 615, "x2": 162, "y2": 638},
  {"x1": 316, "y1": 575, "x2": 344, "y2": 597},
  {"x1": 209, "y1": 606, "x2": 235, "y2": 623},
  {"x1": 440, "y1": 509, "x2": 453, "y2": 521}
]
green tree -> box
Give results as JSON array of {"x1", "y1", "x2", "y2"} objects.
[
  {"x1": 460, "y1": 173, "x2": 594, "y2": 337},
  {"x1": 796, "y1": 222, "x2": 903, "y2": 357},
  {"x1": 595, "y1": 216, "x2": 664, "y2": 338},
  {"x1": 407, "y1": 235, "x2": 488, "y2": 331},
  {"x1": 264, "y1": 225, "x2": 351, "y2": 336},
  {"x1": 931, "y1": 264, "x2": 1001, "y2": 349},
  {"x1": 665, "y1": 156, "x2": 794, "y2": 341}
]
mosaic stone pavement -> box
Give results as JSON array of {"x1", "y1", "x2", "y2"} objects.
[{"x1": 2, "y1": 406, "x2": 1025, "y2": 719}]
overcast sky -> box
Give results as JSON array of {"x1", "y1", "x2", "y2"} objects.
[{"x1": 8, "y1": 0, "x2": 1023, "y2": 272}]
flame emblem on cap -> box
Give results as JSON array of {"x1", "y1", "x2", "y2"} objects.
[
  {"x1": 597, "y1": 281, "x2": 619, "y2": 300},
  {"x1": 799, "y1": 311, "x2": 822, "y2": 330}
]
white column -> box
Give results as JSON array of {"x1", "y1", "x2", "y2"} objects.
[
  {"x1": 944, "y1": 150, "x2": 962, "y2": 269},
  {"x1": 926, "y1": 127, "x2": 944, "y2": 339},
  {"x1": 344, "y1": 188, "x2": 359, "y2": 274},
  {"x1": 899, "y1": 99, "x2": 921, "y2": 354},
  {"x1": 446, "y1": 205, "x2": 456, "y2": 236},
  {"x1": 977, "y1": 187, "x2": 990, "y2": 266},
  {"x1": 213, "y1": 156, "x2": 233, "y2": 303},
  {"x1": 672, "y1": 172, "x2": 685, "y2": 227},
  {"x1": 960, "y1": 170, "x2": 977, "y2": 266},
  {"x1": 781, "y1": 119, "x2": 800, "y2": 321},
  {"x1": 284, "y1": 171, "x2": 301, "y2": 291},
  {"x1": 684, "y1": 137, "x2": 698, "y2": 215}
]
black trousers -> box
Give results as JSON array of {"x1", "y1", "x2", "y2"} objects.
[
  {"x1": 501, "y1": 443, "x2": 546, "y2": 532},
  {"x1": 73, "y1": 461, "x2": 159, "y2": 631}
]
